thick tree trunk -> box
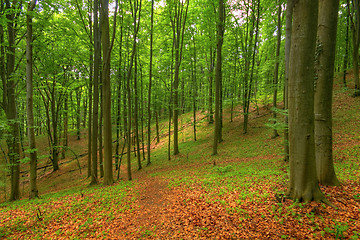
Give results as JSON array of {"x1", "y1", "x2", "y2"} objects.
[
  {"x1": 314, "y1": 0, "x2": 340, "y2": 186},
  {"x1": 4, "y1": 1, "x2": 21, "y2": 201},
  {"x1": 288, "y1": 0, "x2": 325, "y2": 202},
  {"x1": 101, "y1": 0, "x2": 113, "y2": 185}
]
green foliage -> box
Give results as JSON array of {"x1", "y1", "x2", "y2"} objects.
[
  {"x1": 214, "y1": 165, "x2": 233, "y2": 175},
  {"x1": 325, "y1": 221, "x2": 349, "y2": 240},
  {"x1": 265, "y1": 108, "x2": 288, "y2": 131}
]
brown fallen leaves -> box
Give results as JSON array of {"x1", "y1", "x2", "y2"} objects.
[{"x1": 2, "y1": 176, "x2": 359, "y2": 239}]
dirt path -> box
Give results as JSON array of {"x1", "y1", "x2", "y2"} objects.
[{"x1": 101, "y1": 172, "x2": 179, "y2": 239}]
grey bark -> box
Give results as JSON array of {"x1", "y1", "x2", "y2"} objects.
[
  {"x1": 314, "y1": 0, "x2": 340, "y2": 186},
  {"x1": 26, "y1": 0, "x2": 39, "y2": 199},
  {"x1": 287, "y1": 0, "x2": 325, "y2": 202}
]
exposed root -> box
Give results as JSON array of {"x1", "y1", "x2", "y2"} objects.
[{"x1": 320, "y1": 198, "x2": 338, "y2": 209}]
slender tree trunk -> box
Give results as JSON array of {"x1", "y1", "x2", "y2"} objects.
[
  {"x1": 213, "y1": 0, "x2": 225, "y2": 155},
  {"x1": 126, "y1": 63, "x2": 132, "y2": 180},
  {"x1": 208, "y1": 49, "x2": 215, "y2": 124},
  {"x1": 245, "y1": 0, "x2": 260, "y2": 134},
  {"x1": 170, "y1": 0, "x2": 189, "y2": 156},
  {"x1": 155, "y1": 110, "x2": 160, "y2": 143},
  {"x1": 126, "y1": 0, "x2": 142, "y2": 180},
  {"x1": 26, "y1": 0, "x2": 39, "y2": 199},
  {"x1": 219, "y1": 69, "x2": 223, "y2": 142},
  {"x1": 314, "y1": 0, "x2": 340, "y2": 186},
  {"x1": 87, "y1": 10, "x2": 93, "y2": 179},
  {"x1": 168, "y1": 38, "x2": 174, "y2": 161},
  {"x1": 147, "y1": 0, "x2": 154, "y2": 166},
  {"x1": 76, "y1": 87, "x2": 81, "y2": 140},
  {"x1": 350, "y1": 0, "x2": 360, "y2": 94},
  {"x1": 139, "y1": 61, "x2": 145, "y2": 161},
  {"x1": 243, "y1": 2, "x2": 256, "y2": 134},
  {"x1": 51, "y1": 78, "x2": 60, "y2": 172},
  {"x1": 115, "y1": 22, "x2": 123, "y2": 171},
  {"x1": 272, "y1": 1, "x2": 282, "y2": 139},
  {"x1": 287, "y1": 0, "x2": 325, "y2": 202},
  {"x1": 192, "y1": 38, "x2": 197, "y2": 141},
  {"x1": 91, "y1": 0, "x2": 100, "y2": 185},
  {"x1": 134, "y1": 56, "x2": 141, "y2": 170},
  {"x1": 343, "y1": 2, "x2": 350, "y2": 87},
  {"x1": 173, "y1": 44, "x2": 180, "y2": 155},
  {"x1": 62, "y1": 93, "x2": 68, "y2": 159},
  {"x1": 82, "y1": 95, "x2": 87, "y2": 128},
  {"x1": 283, "y1": 0, "x2": 293, "y2": 162},
  {"x1": 99, "y1": 84, "x2": 104, "y2": 178}
]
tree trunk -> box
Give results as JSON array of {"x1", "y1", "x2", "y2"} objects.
[
  {"x1": 170, "y1": 0, "x2": 189, "y2": 156},
  {"x1": 208, "y1": 49, "x2": 215, "y2": 124},
  {"x1": 272, "y1": 0, "x2": 282, "y2": 139},
  {"x1": 287, "y1": 0, "x2": 325, "y2": 202},
  {"x1": 155, "y1": 111, "x2": 160, "y2": 143},
  {"x1": 173, "y1": 47, "x2": 180, "y2": 156},
  {"x1": 51, "y1": 77, "x2": 60, "y2": 172},
  {"x1": 350, "y1": 0, "x2": 360, "y2": 94},
  {"x1": 343, "y1": 2, "x2": 350, "y2": 87},
  {"x1": 101, "y1": 0, "x2": 113, "y2": 185},
  {"x1": 91, "y1": 0, "x2": 101, "y2": 185},
  {"x1": 62, "y1": 93, "x2": 68, "y2": 159},
  {"x1": 115, "y1": 21, "x2": 123, "y2": 171},
  {"x1": 213, "y1": 0, "x2": 225, "y2": 155},
  {"x1": 283, "y1": 0, "x2": 293, "y2": 162},
  {"x1": 134, "y1": 55, "x2": 142, "y2": 170},
  {"x1": 3, "y1": 1, "x2": 21, "y2": 201},
  {"x1": 192, "y1": 38, "x2": 197, "y2": 142},
  {"x1": 147, "y1": 0, "x2": 154, "y2": 166},
  {"x1": 314, "y1": 0, "x2": 340, "y2": 186},
  {"x1": 26, "y1": 0, "x2": 38, "y2": 199},
  {"x1": 76, "y1": 87, "x2": 81, "y2": 140}
]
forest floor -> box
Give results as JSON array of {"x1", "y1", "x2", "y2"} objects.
[{"x1": 1, "y1": 76, "x2": 360, "y2": 239}]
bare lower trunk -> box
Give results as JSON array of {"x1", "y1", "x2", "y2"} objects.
[
  {"x1": 288, "y1": 0, "x2": 324, "y2": 202},
  {"x1": 314, "y1": 0, "x2": 340, "y2": 186},
  {"x1": 101, "y1": 0, "x2": 113, "y2": 185},
  {"x1": 26, "y1": 0, "x2": 39, "y2": 199}
]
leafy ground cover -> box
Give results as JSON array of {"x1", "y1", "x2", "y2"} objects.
[{"x1": 0, "y1": 78, "x2": 360, "y2": 239}]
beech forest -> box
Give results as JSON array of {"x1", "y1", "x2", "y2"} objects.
[{"x1": 0, "y1": 0, "x2": 360, "y2": 239}]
